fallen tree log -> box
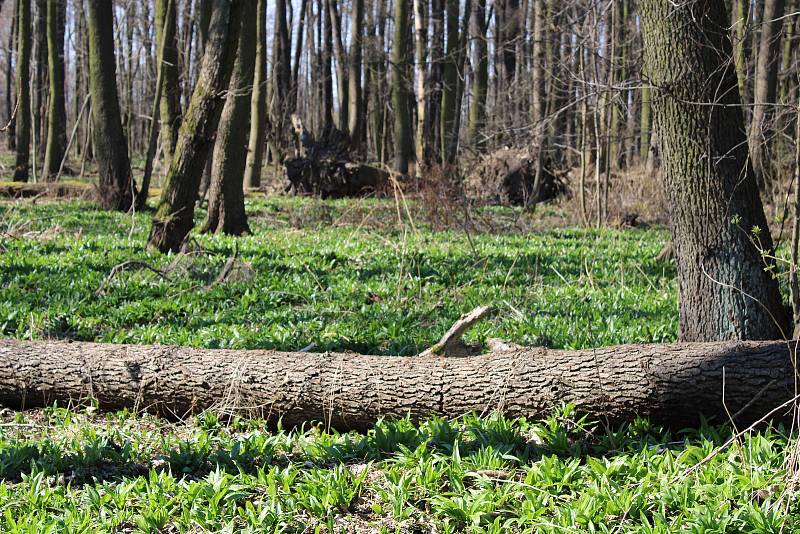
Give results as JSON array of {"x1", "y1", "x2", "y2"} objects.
[{"x1": 0, "y1": 338, "x2": 796, "y2": 430}]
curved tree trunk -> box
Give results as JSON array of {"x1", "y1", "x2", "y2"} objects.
[
  {"x1": 86, "y1": 0, "x2": 134, "y2": 211},
  {"x1": 202, "y1": 0, "x2": 256, "y2": 236},
  {"x1": 148, "y1": 0, "x2": 245, "y2": 253},
  {"x1": 13, "y1": 0, "x2": 31, "y2": 182},
  {"x1": 640, "y1": 0, "x2": 790, "y2": 342},
  {"x1": 43, "y1": 0, "x2": 66, "y2": 180},
  {"x1": 0, "y1": 339, "x2": 795, "y2": 431}
]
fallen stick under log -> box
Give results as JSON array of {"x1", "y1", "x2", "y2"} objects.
[{"x1": 0, "y1": 338, "x2": 796, "y2": 430}]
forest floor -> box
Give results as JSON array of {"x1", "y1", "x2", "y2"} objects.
[{"x1": 0, "y1": 195, "x2": 797, "y2": 531}]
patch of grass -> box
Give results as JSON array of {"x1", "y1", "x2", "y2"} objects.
[
  {"x1": 0, "y1": 196, "x2": 795, "y2": 531},
  {"x1": 0, "y1": 406, "x2": 794, "y2": 532},
  {"x1": 0, "y1": 197, "x2": 676, "y2": 355}
]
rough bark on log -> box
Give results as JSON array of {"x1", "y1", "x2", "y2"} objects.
[{"x1": 0, "y1": 339, "x2": 796, "y2": 431}]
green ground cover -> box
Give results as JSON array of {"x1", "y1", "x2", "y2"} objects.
[
  {"x1": 0, "y1": 198, "x2": 676, "y2": 354},
  {"x1": 0, "y1": 197, "x2": 795, "y2": 532}
]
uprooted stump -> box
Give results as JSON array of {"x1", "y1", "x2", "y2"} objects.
[
  {"x1": 284, "y1": 116, "x2": 389, "y2": 198},
  {"x1": 464, "y1": 148, "x2": 568, "y2": 206}
]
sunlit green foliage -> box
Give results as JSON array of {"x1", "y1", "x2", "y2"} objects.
[{"x1": 0, "y1": 198, "x2": 676, "y2": 354}]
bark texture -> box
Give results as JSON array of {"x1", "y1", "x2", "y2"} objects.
[
  {"x1": 0, "y1": 339, "x2": 796, "y2": 431},
  {"x1": 202, "y1": 0, "x2": 256, "y2": 236},
  {"x1": 640, "y1": 0, "x2": 790, "y2": 341},
  {"x1": 87, "y1": 0, "x2": 134, "y2": 211},
  {"x1": 13, "y1": 0, "x2": 31, "y2": 182},
  {"x1": 242, "y1": 0, "x2": 267, "y2": 191},
  {"x1": 155, "y1": 0, "x2": 182, "y2": 163},
  {"x1": 148, "y1": 0, "x2": 244, "y2": 253},
  {"x1": 392, "y1": 0, "x2": 413, "y2": 173},
  {"x1": 43, "y1": 0, "x2": 66, "y2": 179}
]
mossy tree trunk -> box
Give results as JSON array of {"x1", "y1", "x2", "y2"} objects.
[
  {"x1": 155, "y1": 0, "x2": 182, "y2": 163},
  {"x1": 43, "y1": 0, "x2": 66, "y2": 180},
  {"x1": 148, "y1": 0, "x2": 244, "y2": 253},
  {"x1": 202, "y1": 0, "x2": 257, "y2": 236},
  {"x1": 86, "y1": 0, "x2": 134, "y2": 211},
  {"x1": 243, "y1": 0, "x2": 267, "y2": 191},
  {"x1": 13, "y1": 0, "x2": 31, "y2": 182},
  {"x1": 640, "y1": 0, "x2": 790, "y2": 341}
]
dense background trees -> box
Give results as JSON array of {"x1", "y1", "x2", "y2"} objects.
[
  {"x1": 1, "y1": 0, "x2": 799, "y2": 337},
  {"x1": 2, "y1": 0, "x2": 797, "y2": 210}
]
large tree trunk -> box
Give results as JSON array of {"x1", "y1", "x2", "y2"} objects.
[
  {"x1": 86, "y1": 0, "x2": 135, "y2": 211},
  {"x1": 640, "y1": 0, "x2": 790, "y2": 342},
  {"x1": 13, "y1": 0, "x2": 31, "y2": 182},
  {"x1": 202, "y1": 0, "x2": 256, "y2": 236},
  {"x1": 43, "y1": 0, "x2": 66, "y2": 180},
  {"x1": 148, "y1": 0, "x2": 245, "y2": 253},
  {"x1": 0, "y1": 338, "x2": 795, "y2": 431}
]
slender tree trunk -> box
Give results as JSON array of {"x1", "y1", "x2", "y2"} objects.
[
  {"x1": 467, "y1": 0, "x2": 487, "y2": 150},
  {"x1": 155, "y1": 0, "x2": 182, "y2": 164},
  {"x1": 640, "y1": 0, "x2": 790, "y2": 341},
  {"x1": 439, "y1": 0, "x2": 459, "y2": 164},
  {"x1": 392, "y1": 0, "x2": 413, "y2": 173},
  {"x1": 413, "y1": 0, "x2": 428, "y2": 163},
  {"x1": 43, "y1": 0, "x2": 66, "y2": 180},
  {"x1": 86, "y1": 0, "x2": 134, "y2": 211},
  {"x1": 731, "y1": 0, "x2": 750, "y2": 105},
  {"x1": 426, "y1": 0, "x2": 444, "y2": 162},
  {"x1": 148, "y1": 0, "x2": 244, "y2": 253},
  {"x1": 369, "y1": 0, "x2": 388, "y2": 161},
  {"x1": 136, "y1": 0, "x2": 178, "y2": 210},
  {"x1": 328, "y1": 0, "x2": 348, "y2": 133},
  {"x1": 13, "y1": 0, "x2": 31, "y2": 182},
  {"x1": 5, "y1": 0, "x2": 16, "y2": 152},
  {"x1": 243, "y1": 0, "x2": 268, "y2": 191},
  {"x1": 33, "y1": 0, "x2": 46, "y2": 164},
  {"x1": 748, "y1": 0, "x2": 786, "y2": 189},
  {"x1": 1, "y1": 338, "x2": 797, "y2": 431},
  {"x1": 348, "y1": 0, "x2": 364, "y2": 147},
  {"x1": 290, "y1": 0, "x2": 308, "y2": 113},
  {"x1": 202, "y1": 0, "x2": 256, "y2": 236}
]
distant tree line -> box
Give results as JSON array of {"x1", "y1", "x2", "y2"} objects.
[{"x1": 0, "y1": 0, "x2": 796, "y2": 341}]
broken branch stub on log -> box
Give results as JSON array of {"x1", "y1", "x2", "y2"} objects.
[{"x1": 0, "y1": 338, "x2": 796, "y2": 431}]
